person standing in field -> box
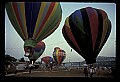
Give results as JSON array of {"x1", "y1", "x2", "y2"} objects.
[
  {"x1": 49, "y1": 62, "x2": 53, "y2": 72},
  {"x1": 84, "y1": 66, "x2": 88, "y2": 77},
  {"x1": 89, "y1": 67, "x2": 95, "y2": 77}
]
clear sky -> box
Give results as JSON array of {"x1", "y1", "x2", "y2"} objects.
[{"x1": 5, "y1": 2, "x2": 116, "y2": 62}]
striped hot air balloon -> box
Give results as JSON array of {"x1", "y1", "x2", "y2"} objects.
[
  {"x1": 27, "y1": 41, "x2": 45, "y2": 64},
  {"x1": 5, "y1": 2, "x2": 62, "y2": 57},
  {"x1": 62, "y1": 7, "x2": 111, "y2": 64},
  {"x1": 53, "y1": 47, "x2": 66, "y2": 65}
]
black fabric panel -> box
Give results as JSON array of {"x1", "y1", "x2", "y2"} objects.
[
  {"x1": 93, "y1": 9, "x2": 103, "y2": 59},
  {"x1": 25, "y1": 2, "x2": 33, "y2": 38},
  {"x1": 98, "y1": 20, "x2": 112, "y2": 55},
  {"x1": 80, "y1": 8, "x2": 94, "y2": 64},
  {"x1": 69, "y1": 15, "x2": 87, "y2": 59},
  {"x1": 62, "y1": 26, "x2": 83, "y2": 58}
]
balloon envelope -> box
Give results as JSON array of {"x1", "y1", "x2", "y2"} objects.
[
  {"x1": 41, "y1": 56, "x2": 53, "y2": 64},
  {"x1": 53, "y1": 47, "x2": 66, "y2": 65},
  {"x1": 62, "y1": 7, "x2": 111, "y2": 64},
  {"x1": 5, "y1": 2, "x2": 62, "y2": 55},
  {"x1": 28, "y1": 41, "x2": 45, "y2": 62}
]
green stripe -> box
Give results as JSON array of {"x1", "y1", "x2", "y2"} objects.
[
  {"x1": 30, "y1": 52, "x2": 42, "y2": 60},
  {"x1": 36, "y1": 4, "x2": 62, "y2": 41},
  {"x1": 33, "y1": 2, "x2": 51, "y2": 39},
  {"x1": 5, "y1": 2, "x2": 25, "y2": 40},
  {"x1": 40, "y1": 11, "x2": 62, "y2": 40},
  {"x1": 17, "y1": 3, "x2": 27, "y2": 38},
  {"x1": 24, "y1": 39, "x2": 37, "y2": 48},
  {"x1": 73, "y1": 16, "x2": 85, "y2": 36},
  {"x1": 75, "y1": 16, "x2": 85, "y2": 35}
]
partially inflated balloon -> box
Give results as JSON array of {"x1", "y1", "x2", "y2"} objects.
[
  {"x1": 5, "y1": 2, "x2": 62, "y2": 57},
  {"x1": 62, "y1": 7, "x2": 111, "y2": 64},
  {"x1": 41, "y1": 56, "x2": 53, "y2": 64},
  {"x1": 26, "y1": 41, "x2": 45, "y2": 63},
  {"x1": 53, "y1": 47, "x2": 66, "y2": 65}
]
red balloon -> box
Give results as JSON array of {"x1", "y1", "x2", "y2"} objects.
[{"x1": 41, "y1": 56, "x2": 53, "y2": 64}]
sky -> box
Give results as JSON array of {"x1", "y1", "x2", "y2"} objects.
[{"x1": 5, "y1": 2, "x2": 116, "y2": 63}]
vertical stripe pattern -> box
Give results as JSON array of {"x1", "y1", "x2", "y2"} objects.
[
  {"x1": 53, "y1": 47, "x2": 66, "y2": 65},
  {"x1": 5, "y1": 2, "x2": 62, "y2": 42},
  {"x1": 62, "y1": 7, "x2": 111, "y2": 64}
]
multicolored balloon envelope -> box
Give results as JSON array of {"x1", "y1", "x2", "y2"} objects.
[
  {"x1": 26, "y1": 41, "x2": 45, "y2": 63},
  {"x1": 5, "y1": 2, "x2": 62, "y2": 57},
  {"x1": 53, "y1": 47, "x2": 66, "y2": 65},
  {"x1": 62, "y1": 7, "x2": 111, "y2": 64},
  {"x1": 41, "y1": 56, "x2": 53, "y2": 64}
]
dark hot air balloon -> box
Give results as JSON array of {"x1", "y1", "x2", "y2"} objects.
[{"x1": 62, "y1": 7, "x2": 111, "y2": 64}]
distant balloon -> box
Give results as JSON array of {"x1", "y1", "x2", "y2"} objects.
[
  {"x1": 53, "y1": 47, "x2": 66, "y2": 65},
  {"x1": 41, "y1": 56, "x2": 53, "y2": 64},
  {"x1": 62, "y1": 7, "x2": 111, "y2": 64},
  {"x1": 5, "y1": 2, "x2": 62, "y2": 57}
]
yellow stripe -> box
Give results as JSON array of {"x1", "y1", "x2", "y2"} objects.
[
  {"x1": 65, "y1": 17, "x2": 70, "y2": 28},
  {"x1": 19, "y1": 2, "x2": 28, "y2": 38},
  {"x1": 11, "y1": 2, "x2": 25, "y2": 39},
  {"x1": 98, "y1": 17, "x2": 109, "y2": 50},
  {"x1": 35, "y1": 2, "x2": 59, "y2": 40},
  {"x1": 40, "y1": 17, "x2": 61, "y2": 41},
  {"x1": 56, "y1": 50, "x2": 59, "y2": 56},
  {"x1": 42, "y1": 3, "x2": 58, "y2": 30},
  {"x1": 33, "y1": 2, "x2": 47, "y2": 39}
]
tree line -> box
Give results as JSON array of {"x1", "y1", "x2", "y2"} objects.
[{"x1": 5, "y1": 54, "x2": 25, "y2": 62}]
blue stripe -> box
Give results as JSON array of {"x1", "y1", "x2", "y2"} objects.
[
  {"x1": 25, "y1": 2, "x2": 41, "y2": 38},
  {"x1": 34, "y1": 2, "x2": 51, "y2": 37},
  {"x1": 31, "y1": 2, "x2": 41, "y2": 38},
  {"x1": 25, "y1": 2, "x2": 33, "y2": 38},
  {"x1": 72, "y1": 9, "x2": 83, "y2": 23},
  {"x1": 17, "y1": 3, "x2": 26, "y2": 38}
]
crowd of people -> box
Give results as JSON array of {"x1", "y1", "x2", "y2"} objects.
[
  {"x1": 83, "y1": 66, "x2": 96, "y2": 77},
  {"x1": 45, "y1": 62, "x2": 53, "y2": 72}
]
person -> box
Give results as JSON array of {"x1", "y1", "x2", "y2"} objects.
[
  {"x1": 28, "y1": 64, "x2": 34, "y2": 73},
  {"x1": 83, "y1": 66, "x2": 88, "y2": 77},
  {"x1": 49, "y1": 62, "x2": 53, "y2": 72},
  {"x1": 45, "y1": 64, "x2": 49, "y2": 71},
  {"x1": 89, "y1": 67, "x2": 95, "y2": 77}
]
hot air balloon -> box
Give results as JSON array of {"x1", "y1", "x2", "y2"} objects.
[
  {"x1": 62, "y1": 7, "x2": 111, "y2": 64},
  {"x1": 5, "y1": 2, "x2": 62, "y2": 57},
  {"x1": 24, "y1": 41, "x2": 45, "y2": 64},
  {"x1": 41, "y1": 56, "x2": 53, "y2": 64},
  {"x1": 53, "y1": 47, "x2": 66, "y2": 65}
]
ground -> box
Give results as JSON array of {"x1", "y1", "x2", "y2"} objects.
[{"x1": 5, "y1": 67, "x2": 114, "y2": 78}]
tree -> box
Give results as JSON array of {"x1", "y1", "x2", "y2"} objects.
[{"x1": 5, "y1": 54, "x2": 17, "y2": 62}]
